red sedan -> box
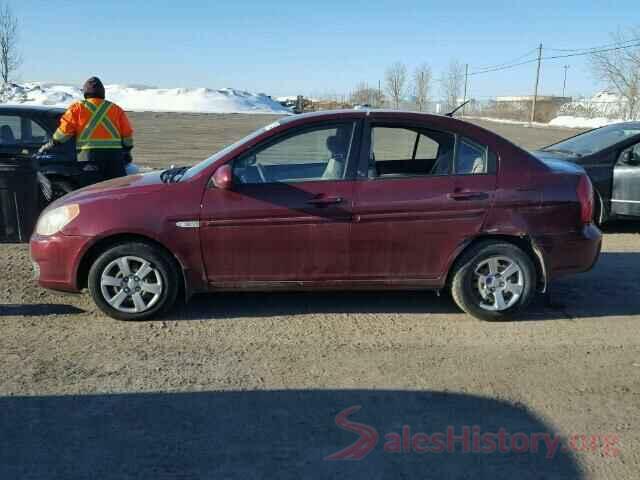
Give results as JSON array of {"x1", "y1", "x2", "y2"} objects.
[{"x1": 30, "y1": 110, "x2": 601, "y2": 321}]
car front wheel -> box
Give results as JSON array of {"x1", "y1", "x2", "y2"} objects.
[
  {"x1": 450, "y1": 241, "x2": 536, "y2": 321},
  {"x1": 88, "y1": 242, "x2": 179, "y2": 321}
]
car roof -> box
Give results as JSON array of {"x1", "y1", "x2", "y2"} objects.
[
  {"x1": 281, "y1": 109, "x2": 471, "y2": 127},
  {"x1": 611, "y1": 121, "x2": 640, "y2": 129},
  {"x1": 0, "y1": 104, "x2": 65, "y2": 115}
]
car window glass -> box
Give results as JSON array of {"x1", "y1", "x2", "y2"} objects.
[
  {"x1": 455, "y1": 138, "x2": 488, "y2": 175},
  {"x1": 370, "y1": 126, "x2": 454, "y2": 178},
  {"x1": 24, "y1": 119, "x2": 50, "y2": 144},
  {"x1": 0, "y1": 115, "x2": 21, "y2": 144},
  {"x1": 621, "y1": 142, "x2": 640, "y2": 166},
  {"x1": 546, "y1": 124, "x2": 640, "y2": 156},
  {"x1": 233, "y1": 122, "x2": 356, "y2": 184}
]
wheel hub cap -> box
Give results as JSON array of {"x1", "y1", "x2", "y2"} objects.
[
  {"x1": 474, "y1": 256, "x2": 524, "y2": 312},
  {"x1": 100, "y1": 256, "x2": 164, "y2": 314}
]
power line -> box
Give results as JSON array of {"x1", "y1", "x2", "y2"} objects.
[
  {"x1": 468, "y1": 41, "x2": 640, "y2": 77},
  {"x1": 469, "y1": 58, "x2": 538, "y2": 76},
  {"x1": 542, "y1": 42, "x2": 640, "y2": 60},
  {"x1": 471, "y1": 48, "x2": 539, "y2": 71},
  {"x1": 546, "y1": 37, "x2": 640, "y2": 52}
]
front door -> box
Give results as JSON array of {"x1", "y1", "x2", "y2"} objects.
[
  {"x1": 612, "y1": 141, "x2": 640, "y2": 218},
  {"x1": 351, "y1": 123, "x2": 497, "y2": 281},
  {"x1": 200, "y1": 121, "x2": 360, "y2": 284}
]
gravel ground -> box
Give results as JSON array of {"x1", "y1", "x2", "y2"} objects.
[{"x1": 1, "y1": 114, "x2": 638, "y2": 479}]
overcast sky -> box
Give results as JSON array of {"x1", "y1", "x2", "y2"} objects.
[{"x1": 15, "y1": 0, "x2": 640, "y2": 99}]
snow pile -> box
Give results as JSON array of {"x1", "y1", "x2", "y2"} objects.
[
  {"x1": 548, "y1": 116, "x2": 624, "y2": 129},
  {"x1": 554, "y1": 91, "x2": 633, "y2": 127},
  {"x1": 0, "y1": 82, "x2": 290, "y2": 114}
]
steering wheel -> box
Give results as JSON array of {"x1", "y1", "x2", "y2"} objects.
[{"x1": 255, "y1": 162, "x2": 267, "y2": 183}]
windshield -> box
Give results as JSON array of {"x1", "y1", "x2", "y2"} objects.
[
  {"x1": 544, "y1": 124, "x2": 640, "y2": 156},
  {"x1": 181, "y1": 122, "x2": 281, "y2": 180}
]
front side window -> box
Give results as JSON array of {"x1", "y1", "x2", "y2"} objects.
[
  {"x1": 369, "y1": 126, "x2": 455, "y2": 178},
  {"x1": 233, "y1": 122, "x2": 356, "y2": 184},
  {"x1": 455, "y1": 137, "x2": 489, "y2": 175},
  {"x1": 619, "y1": 142, "x2": 640, "y2": 166},
  {"x1": 23, "y1": 119, "x2": 50, "y2": 144}
]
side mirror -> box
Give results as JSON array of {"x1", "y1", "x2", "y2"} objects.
[{"x1": 212, "y1": 164, "x2": 233, "y2": 190}]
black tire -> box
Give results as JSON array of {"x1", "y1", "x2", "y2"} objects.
[
  {"x1": 51, "y1": 179, "x2": 75, "y2": 200},
  {"x1": 450, "y1": 241, "x2": 536, "y2": 321},
  {"x1": 88, "y1": 242, "x2": 179, "y2": 321}
]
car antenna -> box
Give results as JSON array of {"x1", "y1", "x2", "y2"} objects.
[{"x1": 445, "y1": 100, "x2": 471, "y2": 117}]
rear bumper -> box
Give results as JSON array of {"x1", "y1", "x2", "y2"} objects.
[
  {"x1": 30, "y1": 233, "x2": 91, "y2": 292},
  {"x1": 532, "y1": 223, "x2": 602, "y2": 281}
]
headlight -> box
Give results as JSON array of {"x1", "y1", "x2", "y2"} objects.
[{"x1": 35, "y1": 204, "x2": 80, "y2": 236}]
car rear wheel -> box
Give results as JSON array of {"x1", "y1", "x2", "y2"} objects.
[
  {"x1": 450, "y1": 241, "x2": 536, "y2": 321},
  {"x1": 88, "y1": 242, "x2": 179, "y2": 321}
]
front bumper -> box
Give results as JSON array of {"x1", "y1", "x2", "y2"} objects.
[
  {"x1": 533, "y1": 223, "x2": 602, "y2": 281},
  {"x1": 30, "y1": 233, "x2": 91, "y2": 292}
]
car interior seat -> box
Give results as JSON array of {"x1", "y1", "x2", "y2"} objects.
[
  {"x1": 323, "y1": 134, "x2": 348, "y2": 179},
  {"x1": 0, "y1": 125, "x2": 16, "y2": 144}
]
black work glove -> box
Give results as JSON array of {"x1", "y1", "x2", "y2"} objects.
[{"x1": 123, "y1": 150, "x2": 133, "y2": 164}]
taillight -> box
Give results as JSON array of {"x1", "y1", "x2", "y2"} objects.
[{"x1": 576, "y1": 174, "x2": 594, "y2": 224}]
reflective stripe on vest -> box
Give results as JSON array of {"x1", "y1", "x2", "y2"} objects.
[{"x1": 77, "y1": 100, "x2": 123, "y2": 150}]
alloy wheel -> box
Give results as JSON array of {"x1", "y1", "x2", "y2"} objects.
[
  {"x1": 100, "y1": 256, "x2": 164, "y2": 314},
  {"x1": 474, "y1": 256, "x2": 524, "y2": 311}
]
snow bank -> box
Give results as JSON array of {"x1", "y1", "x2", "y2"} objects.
[
  {"x1": 548, "y1": 116, "x2": 623, "y2": 129},
  {"x1": 0, "y1": 82, "x2": 290, "y2": 114}
]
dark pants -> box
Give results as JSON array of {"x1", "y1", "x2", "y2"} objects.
[{"x1": 78, "y1": 149, "x2": 126, "y2": 180}]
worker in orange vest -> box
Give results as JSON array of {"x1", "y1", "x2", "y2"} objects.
[{"x1": 39, "y1": 76, "x2": 134, "y2": 179}]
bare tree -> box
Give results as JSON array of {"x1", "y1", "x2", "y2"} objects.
[
  {"x1": 351, "y1": 81, "x2": 385, "y2": 107},
  {"x1": 413, "y1": 63, "x2": 432, "y2": 112},
  {"x1": 385, "y1": 62, "x2": 407, "y2": 109},
  {"x1": 440, "y1": 60, "x2": 465, "y2": 111},
  {"x1": 590, "y1": 27, "x2": 640, "y2": 120},
  {"x1": 0, "y1": 2, "x2": 20, "y2": 84}
]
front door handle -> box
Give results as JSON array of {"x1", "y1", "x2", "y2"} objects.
[
  {"x1": 447, "y1": 191, "x2": 489, "y2": 201},
  {"x1": 307, "y1": 196, "x2": 344, "y2": 206}
]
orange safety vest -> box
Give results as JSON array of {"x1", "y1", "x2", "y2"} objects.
[{"x1": 53, "y1": 98, "x2": 134, "y2": 151}]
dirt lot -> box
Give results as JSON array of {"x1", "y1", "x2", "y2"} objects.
[{"x1": 1, "y1": 114, "x2": 638, "y2": 479}]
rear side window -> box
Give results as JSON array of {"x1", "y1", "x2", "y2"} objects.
[
  {"x1": 369, "y1": 126, "x2": 455, "y2": 178},
  {"x1": 0, "y1": 115, "x2": 21, "y2": 144},
  {"x1": 454, "y1": 137, "x2": 496, "y2": 175}
]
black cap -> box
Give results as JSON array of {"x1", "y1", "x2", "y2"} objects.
[{"x1": 82, "y1": 76, "x2": 105, "y2": 99}]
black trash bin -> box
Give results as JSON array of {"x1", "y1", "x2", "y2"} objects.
[{"x1": 0, "y1": 157, "x2": 40, "y2": 243}]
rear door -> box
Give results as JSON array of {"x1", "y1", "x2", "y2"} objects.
[
  {"x1": 199, "y1": 120, "x2": 361, "y2": 284},
  {"x1": 612, "y1": 139, "x2": 640, "y2": 218},
  {"x1": 351, "y1": 120, "x2": 497, "y2": 281}
]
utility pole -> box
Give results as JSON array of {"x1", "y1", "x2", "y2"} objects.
[
  {"x1": 562, "y1": 64, "x2": 570, "y2": 97},
  {"x1": 378, "y1": 79, "x2": 382, "y2": 108},
  {"x1": 531, "y1": 43, "x2": 543, "y2": 123},
  {"x1": 463, "y1": 63, "x2": 469, "y2": 116}
]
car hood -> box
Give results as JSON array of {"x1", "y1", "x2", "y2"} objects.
[
  {"x1": 531, "y1": 150, "x2": 586, "y2": 174},
  {"x1": 50, "y1": 170, "x2": 166, "y2": 208}
]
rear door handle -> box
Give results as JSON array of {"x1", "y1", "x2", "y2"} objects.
[
  {"x1": 447, "y1": 191, "x2": 489, "y2": 201},
  {"x1": 307, "y1": 196, "x2": 344, "y2": 206}
]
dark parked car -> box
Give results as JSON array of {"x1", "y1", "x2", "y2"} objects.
[
  {"x1": 534, "y1": 122, "x2": 640, "y2": 224},
  {"x1": 0, "y1": 105, "x2": 138, "y2": 199},
  {"x1": 30, "y1": 110, "x2": 601, "y2": 321}
]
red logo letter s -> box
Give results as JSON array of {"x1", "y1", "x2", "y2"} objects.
[{"x1": 324, "y1": 406, "x2": 379, "y2": 461}]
